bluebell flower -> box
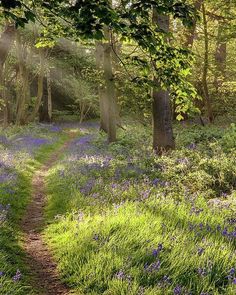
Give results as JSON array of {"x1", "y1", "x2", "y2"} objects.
[
  {"x1": 173, "y1": 285, "x2": 182, "y2": 295},
  {"x1": 12, "y1": 270, "x2": 21, "y2": 282},
  {"x1": 197, "y1": 247, "x2": 205, "y2": 256}
]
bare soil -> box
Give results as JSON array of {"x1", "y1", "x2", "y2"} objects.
[{"x1": 21, "y1": 138, "x2": 74, "y2": 295}]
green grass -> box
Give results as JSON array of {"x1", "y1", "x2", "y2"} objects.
[{"x1": 44, "y1": 121, "x2": 236, "y2": 295}]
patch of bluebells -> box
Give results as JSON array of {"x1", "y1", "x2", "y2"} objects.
[
  {"x1": 11, "y1": 136, "x2": 51, "y2": 155},
  {"x1": 227, "y1": 268, "x2": 236, "y2": 284},
  {"x1": 0, "y1": 135, "x2": 8, "y2": 146},
  {"x1": 144, "y1": 260, "x2": 161, "y2": 273},
  {"x1": 114, "y1": 270, "x2": 132, "y2": 282},
  {"x1": 187, "y1": 221, "x2": 236, "y2": 242}
]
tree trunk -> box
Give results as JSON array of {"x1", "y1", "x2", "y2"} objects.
[
  {"x1": 202, "y1": 3, "x2": 214, "y2": 123},
  {"x1": 214, "y1": 21, "x2": 227, "y2": 91},
  {"x1": 39, "y1": 77, "x2": 49, "y2": 122},
  {"x1": 0, "y1": 23, "x2": 16, "y2": 125},
  {"x1": 95, "y1": 41, "x2": 109, "y2": 133},
  {"x1": 103, "y1": 27, "x2": 117, "y2": 143},
  {"x1": 15, "y1": 32, "x2": 30, "y2": 125},
  {"x1": 47, "y1": 69, "x2": 52, "y2": 122},
  {"x1": 152, "y1": 11, "x2": 175, "y2": 153},
  {"x1": 28, "y1": 50, "x2": 45, "y2": 122},
  {"x1": 39, "y1": 73, "x2": 52, "y2": 123},
  {"x1": 111, "y1": 34, "x2": 122, "y2": 127},
  {"x1": 185, "y1": 0, "x2": 203, "y2": 48}
]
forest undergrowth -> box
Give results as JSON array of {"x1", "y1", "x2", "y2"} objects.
[
  {"x1": 0, "y1": 119, "x2": 236, "y2": 294},
  {"x1": 42, "y1": 118, "x2": 236, "y2": 295}
]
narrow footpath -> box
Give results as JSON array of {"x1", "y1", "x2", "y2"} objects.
[{"x1": 21, "y1": 136, "x2": 75, "y2": 295}]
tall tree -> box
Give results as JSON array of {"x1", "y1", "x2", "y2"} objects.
[
  {"x1": 95, "y1": 41, "x2": 109, "y2": 133},
  {"x1": 28, "y1": 49, "x2": 45, "y2": 122},
  {"x1": 103, "y1": 26, "x2": 117, "y2": 142},
  {"x1": 152, "y1": 11, "x2": 175, "y2": 154}
]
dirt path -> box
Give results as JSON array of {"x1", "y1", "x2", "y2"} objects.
[{"x1": 21, "y1": 137, "x2": 75, "y2": 295}]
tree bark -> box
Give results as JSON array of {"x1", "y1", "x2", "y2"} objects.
[
  {"x1": 28, "y1": 50, "x2": 45, "y2": 122},
  {"x1": 111, "y1": 34, "x2": 122, "y2": 127},
  {"x1": 15, "y1": 32, "x2": 30, "y2": 125},
  {"x1": 47, "y1": 69, "x2": 52, "y2": 122},
  {"x1": 152, "y1": 11, "x2": 175, "y2": 153},
  {"x1": 95, "y1": 41, "x2": 109, "y2": 133},
  {"x1": 0, "y1": 23, "x2": 16, "y2": 125},
  {"x1": 202, "y1": 3, "x2": 214, "y2": 123},
  {"x1": 214, "y1": 21, "x2": 227, "y2": 91},
  {"x1": 103, "y1": 31, "x2": 117, "y2": 143}
]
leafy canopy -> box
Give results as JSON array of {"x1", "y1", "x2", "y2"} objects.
[{"x1": 0, "y1": 0, "x2": 199, "y2": 116}]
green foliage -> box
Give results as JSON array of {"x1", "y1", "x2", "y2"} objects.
[
  {"x1": 221, "y1": 124, "x2": 236, "y2": 151},
  {"x1": 0, "y1": 0, "x2": 198, "y2": 114}
]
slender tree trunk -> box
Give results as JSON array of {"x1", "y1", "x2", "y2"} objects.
[
  {"x1": 111, "y1": 34, "x2": 122, "y2": 126},
  {"x1": 214, "y1": 21, "x2": 227, "y2": 91},
  {"x1": 0, "y1": 23, "x2": 16, "y2": 125},
  {"x1": 47, "y1": 69, "x2": 52, "y2": 122},
  {"x1": 202, "y1": 3, "x2": 214, "y2": 123},
  {"x1": 79, "y1": 102, "x2": 85, "y2": 123},
  {"x1": 28, "y1": 50, "x2": 45, "y2": 122},
  {"x1": 103, "y1": 27, "x2": 117, "y2": 143},
  {"x1": 152, "y1": 11, "x2": 175, "y2": 153},
  {"x1": 95, "y1": 41, "x2": 109, "y2": 133},
  {"x1": 15, "y1": 32, "x2": 30, "y2": 125}
]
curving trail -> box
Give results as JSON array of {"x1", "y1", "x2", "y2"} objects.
[{"x1": 21, "y1": 136, "x2": 75, "y2": 295}]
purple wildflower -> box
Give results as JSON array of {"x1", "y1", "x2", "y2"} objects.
[
  {"x1": 188, "y1": 143, "x2": 196, "y2": 150},
  {"x1": 197, "y1": 268, "x2": 207, "y2": 277},
  {"x1": 144, "y1": 260, "x2": 161, "y2": 273},
  {"x1": 114, "y1": 270, "x2": 126, "y2": 280},
  {"x1": 152, "y1": 243, "x2": 163, "y2": 257},
  {"x1": 222, "y1": 228, "x2": 228, "y2": 236},
  {"x1": 197, "y1": 248, "x2": 205, "y2": 256},
  {"x1": 152, "y1": 178, "x2": 160, "y2": 186},
  {"x1": 173, "y1": 285, "x2": 182, "y2": 295},
  {"x1": 12, "y1": 270, "x2": 21, "y2": 282},
  {"x1": 93, "y1": 234, "x2": 99, "y2": 241}
]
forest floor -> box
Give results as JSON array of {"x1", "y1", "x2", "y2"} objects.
[{"x1": 0, "y1": 118, "x2": 236, "y2": 295}]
